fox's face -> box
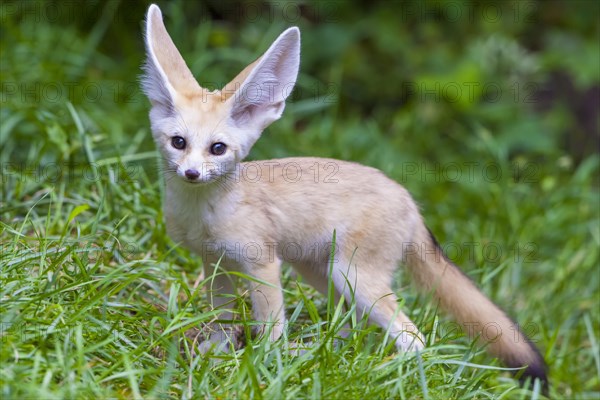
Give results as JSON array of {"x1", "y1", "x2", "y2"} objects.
[
  {"x1": 142, "y1": 5, "x2": 300, "y2": 184},
  {"x1": 148, "y1": 92, "x2": 242, "y2": 184}
]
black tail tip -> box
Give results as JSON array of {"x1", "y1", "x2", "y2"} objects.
[{"x1": 519, "y1": 362, "x2": 549, "y2": 397}]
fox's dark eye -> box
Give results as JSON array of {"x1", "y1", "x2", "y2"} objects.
[
  {"x1": 210, "y1": 142, "x2": 227, "y2": 156},
  {"x1": 171, "y1": 136, "x2": 186, "y2": 150}
]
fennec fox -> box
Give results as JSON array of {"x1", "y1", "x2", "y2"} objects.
[{"x1": 142, "y1": 4, "x2": 547, "y2": 387}]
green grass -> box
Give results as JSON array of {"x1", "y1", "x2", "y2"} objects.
[{"x1": 1, "y1": 1, "x2": 599, "y2": 399}]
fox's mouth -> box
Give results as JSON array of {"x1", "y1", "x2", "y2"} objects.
[
  {"x1": 182, "y1": 177, "x2": 208, "y2": 185},
  {"x1": 180, "y1": 174, "x2": 219, "y2": 185}
]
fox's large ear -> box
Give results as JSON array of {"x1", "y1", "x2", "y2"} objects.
[
  {"x1": 142, "y1": 4, "x2": 200, "y2": 113},
  {"x1": 224, "y1": 27, "x2": 300, "y2": 130}
]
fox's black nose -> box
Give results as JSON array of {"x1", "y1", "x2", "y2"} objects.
[{"x1": 184, "y1": 169, "x2": 200, "y2": 180}]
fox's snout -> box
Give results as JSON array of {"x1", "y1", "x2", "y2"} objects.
[{"x1": 174, "y1": 161, "x2": 228, "y2": 183}]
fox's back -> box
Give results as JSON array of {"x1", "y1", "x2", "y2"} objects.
[{"x1": 229, "y1": 157, "x2": 421, "y2": 266}]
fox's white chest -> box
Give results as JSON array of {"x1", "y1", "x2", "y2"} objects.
[
  {"x1": 163, "y1": 184, "x2": 240, "y2": 256},
  {"x1": 164, "y1": 189, "x2": 209, "y2": 247},
  {"x1": 164, "y1": 204, "x2": 203, "y2": 250}
]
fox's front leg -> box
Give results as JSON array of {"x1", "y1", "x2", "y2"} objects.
[
  {"x1": 247, "y1": 258, "x2": 285, "y2": 341},
  {"x1": 198, "y1": 262, "x2": 238, "y2": 353}
]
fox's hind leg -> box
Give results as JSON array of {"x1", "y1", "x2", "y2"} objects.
[{"x1": 331, "y1": 259, "x2": 425, "y2": 352}]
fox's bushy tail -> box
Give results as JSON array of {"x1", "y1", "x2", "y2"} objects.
[{"x1": 406, "y1": 224, "x2": 548, "y2": 389}]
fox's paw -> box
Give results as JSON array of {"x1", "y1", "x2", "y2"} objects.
[
  {"x1": 395, "y1": 331, "x2": 426, "y2": 353},
  {"x1": 185, "y1": 324, "x2": 245, "y2": 356}
]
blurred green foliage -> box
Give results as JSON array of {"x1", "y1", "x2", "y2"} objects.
[{"x1": 1, "y1": 0, "x2": 598, "y2": 168}]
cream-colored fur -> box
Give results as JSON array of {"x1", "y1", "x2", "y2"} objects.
[{"x1": 142, "y1": 4, "x2": 547, "y2": 386}]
